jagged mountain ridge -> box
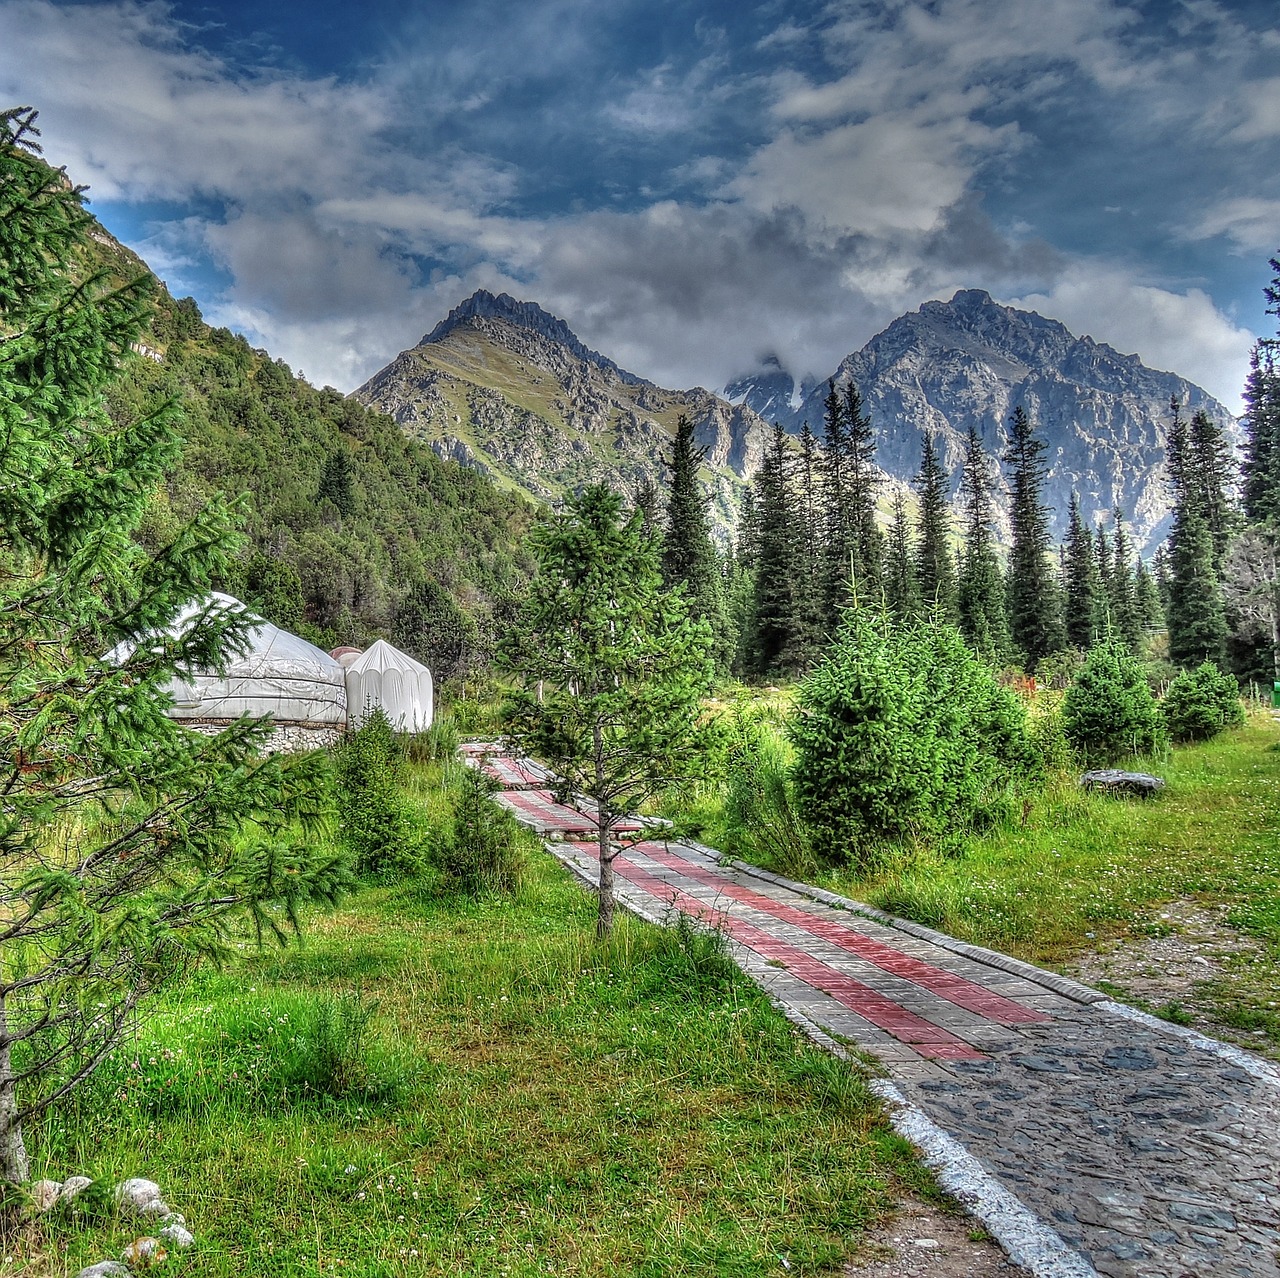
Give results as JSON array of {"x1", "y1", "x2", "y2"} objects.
[
  {"x1": 726, "y1": 289, "x2": 1236, "y2": 548},
  {"x1": 354, "y1": 301, "x2": 774, "y2": 538}
]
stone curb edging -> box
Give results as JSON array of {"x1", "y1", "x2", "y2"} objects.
[
  {"x1": 692, "y1": 848, "x2": 1110, "y2": 1006},
  {"x1": 541, "y1": 840, "x2": 1098, "y2": 1278},
  {"x1": 868, "y1": 1080, "x2": 1100, "y2": 1278}
]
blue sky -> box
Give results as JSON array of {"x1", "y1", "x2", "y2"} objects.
[{"x1": 2, "y1": 0, "x2": 1277, "y2": 409}]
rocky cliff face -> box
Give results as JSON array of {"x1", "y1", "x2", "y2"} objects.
[
  {"x1": 726, "y1": 289, "x2": 1237, "y2": 548},
  {"x1": 354, "y1": 294, "x2": 773, "y2": 538}
]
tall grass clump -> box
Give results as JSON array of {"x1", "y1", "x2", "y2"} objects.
[
  {"x1": 718, "y1": 703, "x2": 816, "y2": 878},
  {"x1": 789, "y1": 610, "x2": 1037, "y2": 869}
]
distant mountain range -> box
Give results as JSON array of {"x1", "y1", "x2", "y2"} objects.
[
  {"x1": 354, "y1": 288, "x2": 1238, "y2": 550},
  {"x1": 726, "y1": 289, "x2": 1236, "y2": 547},
  {"x1": 355, "y1": 291, "x2": 772, "y2": 534}
]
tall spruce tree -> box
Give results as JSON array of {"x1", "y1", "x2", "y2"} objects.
[
  {"x1": 819, "y1": 380, "x2": 852, "y2": 624},
  {"x1": 1188, "y1": 408, "x2": 1236, "y2": 572},
  {"x1": 884, "y1": 491, "x2": 919, "y2": 619},
  {"x1": 0, "y1": 108, "x2": 347, "y2": 1182},
  {"x1": 844, "y1": 380, "x2": 883, "y2": 602},
  {"x1": 1003, "y1": 406, "x2": 1064, "y2": 667},
  {"x1": 661, "y1": 414, "x2": 730, "y2": 667},
  {"x1": 913, "y1": 434, "x2": 955, "y2": 620},
  {"x1": 1165, "y1": 398, "x2": 1229, "y2": 667},
  {"x1": 1109, "y1": 511, "x2": 1142, "y2": 651},
  {"x1": 1095, "y1": 526, "x2": 1114, "y2": 635},
  {"x1": 790, "y1": 421, "x2": 827, "y2": 666},
  {"x1": 955, "y1": 424, "x2": 1008, "y2": 661},
  {"x1": 1135, "y1": 559, "x2": 1163, "y2": 636},
  {"x1": 747, "y1": 424, "x2": 802, "y2": 675},
  {"x1": 1062, "y1": 496, "x2": 1099, "y2": 650},
  {"x1": 1241, "y1": 339, "x2": 1280, "y2": 525}
]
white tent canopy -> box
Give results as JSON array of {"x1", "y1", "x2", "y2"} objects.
[
  {"x1": 345, "y1": 640, "x2": 434, "y2": 733},
  {"x1": 112, "y1": 592, "x2": 347, "y2": 727}
]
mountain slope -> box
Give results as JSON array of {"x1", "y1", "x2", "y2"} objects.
[
  {"x1": 72, "y1": 225, "x2": 536, "y2": 655},
  {"x1": 726, "y1": 289, "x2": 1236, "y2": 548},
  {"x1": 354, "y1": 292, "x2": 773, "y2": 537}
]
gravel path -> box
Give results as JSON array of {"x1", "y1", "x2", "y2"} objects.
[{"x1": 466, "y1": 744, "x2": 1280, "y2": 1278}]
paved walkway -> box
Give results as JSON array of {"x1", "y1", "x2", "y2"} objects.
[{"x1": 463, "y1": 743, "x2": 1280, "y2": 1278}]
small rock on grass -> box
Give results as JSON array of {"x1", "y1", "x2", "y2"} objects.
[
  {"x1": 60, "y1": 1175, "x2": 94, "y2": 1202},
  {"x1": 158, "y1": 1222, "x2": 194, "y2": 1249},
  {"x1": 75, "y1": 1264, "x2": 132, "y2": 1278},
  {"x1": 113, "y1": 1177, "x2": 168, "y2": 1217}
]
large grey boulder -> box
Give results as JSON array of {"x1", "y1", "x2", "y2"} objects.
[
  {"x1": 113, "y1": 1178, "x2": 167, "y2": 1217},
  {"x1": 1081, "y1": 769, "x2": 1165, "y2": 797},
  {"x1": 74, "y1": 1264, "x2": 131, "y2": 1278}
]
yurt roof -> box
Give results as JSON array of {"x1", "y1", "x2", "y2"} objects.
[{"x1": 345, "y1": 639, "x2": 430, "y2": 676}]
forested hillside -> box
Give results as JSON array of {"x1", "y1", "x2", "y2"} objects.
[{"x1": 94, "y1": 258, "x2": 534, "y2": 669}]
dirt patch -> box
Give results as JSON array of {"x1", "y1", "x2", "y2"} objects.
[
  {"x1": 1062, "y1": 898, "x2": 1280, "y2": 1056},
  {"x1": 845, "y1": 1197, "x2": 1026, "y2": 1277},
  {"x1": 1066, "y1": 899, "x2": 1263, "y2": 1003}
]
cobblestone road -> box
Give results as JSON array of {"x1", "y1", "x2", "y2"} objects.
[{"x1": 465, "y1": 743, "x2": 1280, "y2": 1278}]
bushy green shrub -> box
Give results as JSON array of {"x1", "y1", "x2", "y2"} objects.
[
  {"x1": 788, "y1": 611, "x2": 1038, "y2": 867},
  {"x1": 334, "y1": 709, "x2": 425, "y2": 877},
  {"x1": 436, "y1": 763, "x2": 527, "y2": 896},
  {"x1": 1161, "y1": 662, "x2": 1245, "y2": 743},
  {"x1": 1062, "y1": 639, "x2": 1164, "y2": 764},
  {"x1": 407, "y1": 714, "x2": 460, "y2": 764}
]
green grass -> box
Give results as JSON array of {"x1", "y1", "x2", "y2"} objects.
[{"x1": 11, "y1": 856, "x2": 926, "y2": 1277}]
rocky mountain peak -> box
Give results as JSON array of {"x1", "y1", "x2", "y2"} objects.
[{"x1": 419, "y1": 289, "x2": 651, "y2": 386}]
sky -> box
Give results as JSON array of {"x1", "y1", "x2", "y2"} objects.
[{"x1": 2, "y1": 0, "x2": 1277, "y2": 411}]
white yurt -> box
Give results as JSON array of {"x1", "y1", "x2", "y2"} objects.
[
  {"x1": 116, "y1": 592, "x2": 348, "y2": 750},
  {"x1": 344, "y1": 639, "x2": 434, "y2": 733}
]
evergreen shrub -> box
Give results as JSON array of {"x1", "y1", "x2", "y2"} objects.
[
  {"x1": 1161, "y1": 662, "x2": 1245, "y2": 743},
  {"x1": 334, "y1": 709, "x2": 425, "y2": 877},
  {"x1": 1061, "y1": 640, "x2": 1164, "y2": 764},
  {"x1": 437, "y1": 762, "x2": 526, "y2": 897},
  {"x1": 788, "y1": 611, "x2": 1038, "y2": 867}
]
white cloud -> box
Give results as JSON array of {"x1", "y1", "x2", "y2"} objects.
[
  {"x1": 1192, "y1": 197, "x2": 1280, "y2": 254},
  {"x1": 1011, "y1": 270, "x2": 1255, "y2": 412}
]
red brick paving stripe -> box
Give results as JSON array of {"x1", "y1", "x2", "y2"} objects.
[
  {"x1": 592, "y1": 850, "x2": 986, "y2": 1062},
  {"x1": 498, "y1": 788, "x2": 644, "y2": 835},
  {"x1": 480, "y1": 757, "x2": 546, "y2": 788},
  {"x1": 630, "y1": 842, "x2": 1049, "y2": 1027}
]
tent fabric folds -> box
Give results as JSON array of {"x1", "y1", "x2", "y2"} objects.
[
  {"x1": 114, "y1": 592, "x2": 349, "y2": 727},
  {"x1": 344, "y1": 639, "x2": 434, "y2": 733}
]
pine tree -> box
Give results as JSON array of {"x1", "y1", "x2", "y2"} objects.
[
  {"x1": 913, "y1": 434, "x2": 955, "y2": 620},
  {"x1": 661, "y1": 414, "x2": 730, "y2": 666},
  {"x1": 1188, "y1": 408, "x2": 1236, "y2": 571},
  {"x1": 1003, "y1": 406, "x2": 1064, "y2": 667},
  {"x1": 791, "y1": 421, "x2": 827, "y2": 665},
  {"x1": 955, "y1": 424, "x2": 1008, "y2": 661},
  {"x1": 1109, "y1": 511, "x2": 1142, "y2": 651},
  {"x1": 317, "y1": 447, "x2": 356, "y2": 516},
  {"x1": 820, "y1": 380, "x2": 881, "y2": 622},
  {"x1": 844, "y1": 380, "x2": 883, "y2": 602},
  {"x1": 0, "y1": 109, "x2": 347, "y2": 1182},
  {"x1": 1062, "y1": 496, "x2": 1099, "y2": 650},
  {"x1": 819, "y1": 381, "x2": 851, "y2": 625},
  {"x1": 499, "y1": 486, "x2": 713, "y2": 939},
  {"x1": 1166, "y1": 398, "x2": 1229, "y2": 667},
  {"x1": 1135, "y1": 559, "x2": 1163, "y2": 635},
  {"x1": 884, "y1": 491, "x2": 919, "y2": 619},
  {"x1": 748, "y1": 424, "x2": 802, "y2": 675},
  {"x1": 1241, "y1": 339, "x2": 1280, "y2": 525}
]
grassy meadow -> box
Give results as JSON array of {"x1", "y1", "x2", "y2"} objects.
[{"x1": 7, "y1": 821, "x2": 929, "y2": 1277}]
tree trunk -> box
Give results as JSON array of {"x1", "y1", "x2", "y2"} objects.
[
  {"x1": 593, "y1": 723, "x2": 615, "y2": 940},
  {"x1": 596, "y1": 817, "x2": 615, "y2": 941},
  {"x1": 0, "y1": 996, "x2": 29, "y2": 1184}
]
